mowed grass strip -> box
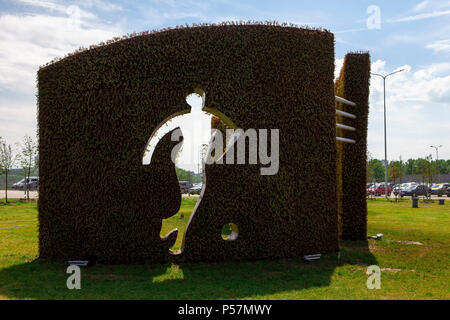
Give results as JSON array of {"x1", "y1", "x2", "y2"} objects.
[
  {"x1": 160, "y1": 196, "x2": 197, "y2": 250},
  {"x1": 0, "y1": 197, "x2": 448, "y2": 299}
]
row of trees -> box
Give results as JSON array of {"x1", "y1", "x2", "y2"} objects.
[
  {"x1": 367, "y1": 152, "x2": 449, "y2": 185},
  {"x1": 175, "y1": 167, "x2": 202, "y2": 184},
  {"x1": 0, "y1": 135, "x2": 38, "y2": 203}
]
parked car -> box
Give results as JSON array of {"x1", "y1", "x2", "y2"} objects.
[
  {"x1": 367, "y1": 184, "x2": 375, "y2": 195},
  {"x1": 367, "y1": 184, "x2": 380, "y2": 196},
  {"x1": 393, "y1": 184, "x2": 401, "y2": 196},
  {"x1": 447, "y1": 187, "x2": 450, "y2": 197},
  {"x1": 430, "y1": 183, "x2": 450, "y2": 197},
  {"x1": 189, "y1": 184, "x2": 203, "y2": 195},
  {"x1": 375, "y1": 183, "x2": 391, "y2": 196},
  {"x1": 12, "y1": 177, "x2": 39, "y2": 190},
  {"x1": 178, "y1": 181, "x2": 193, "y2": 194},
  {"x1": 393, "y1": 182, "x2": 418, "y2": 196},
  {"x1": 401, "y1": 184, "x2": 429, "y2": 197},
  {"x1": 367, "y1": 183, "x2": 391, "y2": 196}
]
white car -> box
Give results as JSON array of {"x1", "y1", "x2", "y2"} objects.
[{"x1": 12, "y1": 177, "x2": 39, "y2": 190}]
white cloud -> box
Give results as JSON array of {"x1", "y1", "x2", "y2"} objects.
[
  {"x1": 426, "y1": 39, "x2": 450, "y2": 53},
  {"x1": 389, "y1": 9, "x2": 450, "y2": 22},
  {"x1": 0, "y1": 13, "x2": 121, "y2": 92},
  {"x1": 389, "y1": 0, "x2": 450, "y2": 23},
  {"x1": 413, "y1": 62, "x2": 450, "y2": 79},
  {"x1": 17, "y1": 0, "x2": 98, "y2": 20},
  {"x1": 334, "y1": 58, "x2": 344, "y2": 79},
  {"x1": 17, "y1": 0, "x2": 73, "y2": 13},
  {"x1": 414, "y1": 1, "x2": 429, "y2": 11},
  {"x1": 0, "y1": 2, "x2": 123, "y2": 147},
  {"x1": 367, "y1": 60, "x2": 450, "y2": 160},
  {"x1": 18, "y1": 0, "x2": 122, "y2": 14},
  {"x1": 0, "y1": 96, "x2": 38, "y2": 149},
  {"x1": 81, "y1": 0, "x2": 123, "y2": 12},
  {"x1": 369, "y1": 60, "x2": 450, "y2": 105},
  {"x1": 371, "y1": 59, "x2": 386, "y2": 74}
]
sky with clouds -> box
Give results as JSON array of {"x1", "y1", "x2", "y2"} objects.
[{"x1": 0, "y1": 0, "x2": 449, "y2": 172}]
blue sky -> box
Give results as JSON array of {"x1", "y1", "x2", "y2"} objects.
[{"x1": 0, "y1": 0, "x2": 449, "y2": 172}]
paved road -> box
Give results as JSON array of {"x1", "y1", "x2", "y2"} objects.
[
  {"x1": 1, "y1": 190, "x2": 198, "y2": 200},
  {"x1": 1, "y1": 190, "x2": 38, "y2": 199}
]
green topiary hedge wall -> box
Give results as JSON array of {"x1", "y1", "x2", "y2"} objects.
[
  {"x1": 335, "y1": 53, "x2": 371, "y2": 240},
  {"x1": 38, "y1": 23, "x2": 340, "y2": 263}
]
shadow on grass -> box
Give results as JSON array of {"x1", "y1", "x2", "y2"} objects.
[{"x1": 0, "y1": 241, "x2": 376, "y2": 299}]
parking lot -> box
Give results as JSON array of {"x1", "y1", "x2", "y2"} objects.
[
  {"x1": 1, "y1": 190, "x2": 447, "y2": 202},
  {"x1": 1, "y1": 190, "x2": 199, "y2": 200}
]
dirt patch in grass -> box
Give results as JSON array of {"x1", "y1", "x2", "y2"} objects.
[
  {"x1": 380, "y1": 267, "x2": 401, "y2": 273},
  {"x1": 390, "y1": 240, "x2": 424, "y2": 246}
]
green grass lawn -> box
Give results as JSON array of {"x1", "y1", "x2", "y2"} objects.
[
  {"x1": 160, "y1": 196, "x2": 197, "y2": 251},
  {"x1": 160, "y1": 197, "x2": 231, "y2": 251},
  {"x1": 0, "y1": 197, "x2": 449, "y2": 299}
]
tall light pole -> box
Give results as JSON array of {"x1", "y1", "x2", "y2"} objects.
[
  {"x1": 430, "y1": 145, "x2": 443, "y2": 183},
  {"x1": 371, "y1": 69, "x2": 404, "y2": 199}
]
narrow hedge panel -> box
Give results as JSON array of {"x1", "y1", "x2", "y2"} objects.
[
  {"x1": 38, "y1": 23, "x2": 339, "y2": 263},
  {"x1": 335, "y1": 53, "x2": 370, "y2": 240}
]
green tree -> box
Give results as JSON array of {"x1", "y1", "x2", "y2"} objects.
[
  {"x1": 175, "y1": 167, "x2": 202, "y2": 184},
  {"x1": 366, "y1": 151, "x2": 374, "y2": 183},
  {"x1": 416, "y1": 156, "x2": 436, "y2": 197},
  {"x1": 0, "y1": 137, "x2": 3, "y2": 176},
  {"x1": 0, "y1": 138, "x2": 16, "y2": 203},
  {"x1": 388, "y1": 161, "x2": 401, "y2": 185},
  {"x1": 367, "y1": 156, "x2": 449, "y2": 182},
  {"x1": 416, "y1": 158, "x2": 426, "y2": 183},
  {"x1": 368, "y1": 159, "x2": 384, "y2": 182},
  {"x1": 398, "y1": 156, "x2": 405, "y2": 183},
  {"x1": 437, "y1": 159, "x2": 448, "y2": 174},
  {"x1": 405, "y1": 158, "x2": 416, "y2": 175},
  {"x1": 17, "y1": 135, "x2": 38, "y2": 201}
]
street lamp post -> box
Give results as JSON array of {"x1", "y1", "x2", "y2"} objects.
[
  {"x1": 430, "y1": 145, "x2": 443, "y2": 183},
  {"x1": 371, "y1": 69, "x2": 404, "y2": 199}
]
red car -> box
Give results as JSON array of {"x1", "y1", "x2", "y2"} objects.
[{"x1": 368, "y1": 183, "x2": 391, "y2": 196}]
